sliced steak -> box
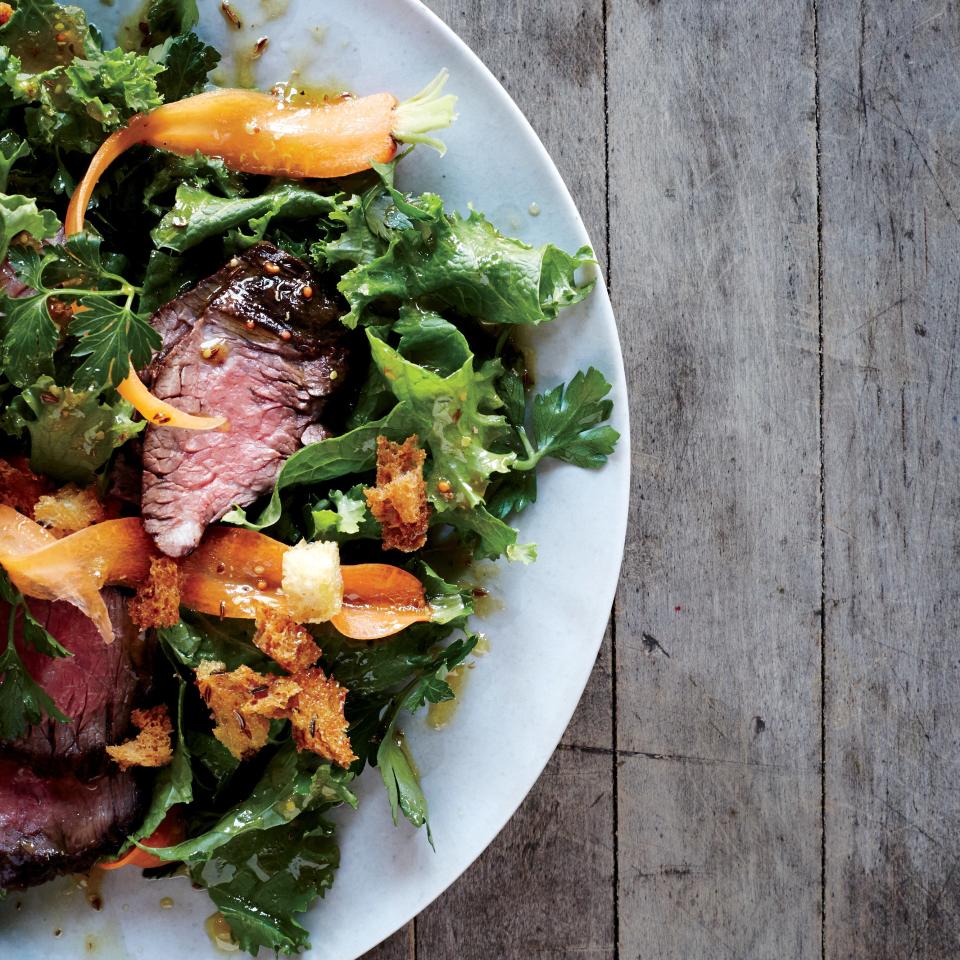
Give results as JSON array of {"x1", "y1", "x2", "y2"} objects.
[
  {"x1": 0, "y1": 759, "x2": 143, "y2": 889},
  {"x1": 3, "y1": 590, "x2": 147, "y2": 771},
  {"x1": 141, "y1": 242, "x2": 351, "y2": 557}
]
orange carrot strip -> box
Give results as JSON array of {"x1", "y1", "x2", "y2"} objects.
[
  {"x1": 332, "y1": 564, "x2": 433, "y2": 640},
  {"x1": 178, "y1": 527, "x2": 430, "y2": 639},
  {"x1": 100, "y1": 809, "x2": 185, "y2": 870},
  {"x1": 0, "y1": 507, "x2": 158, "y2": 641},
  {"x1": 64, "y1": 74, "x2": 454, "y2": 434},
  {"x1": 117, "y1": 368, "x2": 227, "y2": 433}
]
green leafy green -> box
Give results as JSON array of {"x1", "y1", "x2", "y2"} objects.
[
  {"x1": 306, "y1": 486, "x2": 381, "y2": 543},
  {"x1": 368, "y1": 322, "x2": 514, "y2": 509},
  {"x1": 515, "y1": 367, "x2": 620, "y2": 470},
  {"x1": 117, "y1": 680, "x2": 193, "y2": 855},
  {"x1": 147, "y1": 0, "x2": 200, "y2": 36},
  {"x1": 0, "y1": 133, "x2": 30, "y2": 192},
  {"x1": 2, "y1": 376, "x2": 144, "y2": 483},
  {"x1": 0, "y1": 569, "x2": 70, "y2": 740},
  {"x1": 1, "y1": 235, "x2": 161, "y2": 389},
  {"x1": 224, "y1": 403, "x2": 417, "y2": 532},
  {"x1": 153, "y1": 181, "x2": 339, "y2": 253},
  {"x1": 191, "y1": 810, "x2": 339, "y2": 956},
  {"x1": 324, "y1": 173, "x2": 595, "y2": 328},
  {"x1": 0, "y1": 194, "x2": 59, "y2": 264},
  {"x1": 158, "y1": 616, "x2": 271, "y2": 672},
  {"x1": 152, "y1": 31, "x2": 220, "y2": 103},
  {"x1": 375, "y1": 636, "x2": 477, "y2": 837},
  {"x1": 143, "y1": 742, "x2": 356, "y2": 863}
]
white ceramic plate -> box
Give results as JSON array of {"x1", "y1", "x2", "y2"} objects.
[{"x1": 1, "y1": 1, "x2": 629, "y2": 957}]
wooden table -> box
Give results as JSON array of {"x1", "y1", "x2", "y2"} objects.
[{"x1": 365, "y1": 2, "x2": 960, "y2": 957}]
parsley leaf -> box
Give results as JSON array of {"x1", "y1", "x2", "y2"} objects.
[
  {"x1": 1, "y1": 235, "x2": 161, "y2": 390},
  {"x1": 515, "y1": 367, "x2": 620, "y2": 470},
  {"x1": 67, "y1": 291, "x2": 162, "y2": 388}
]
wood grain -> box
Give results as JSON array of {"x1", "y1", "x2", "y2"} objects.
[
  {"x1": 608, "y1": 1, "x2": 823, "y2": 956},
  {"x1": 820, "y1": 3, "x2": 960, "y2": 958},
  {"x1": 362, "y1": 1, "x2": 612, "y2": 957}
]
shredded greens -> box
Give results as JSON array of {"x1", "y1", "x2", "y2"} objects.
[{"x1": 0, "y1": 1, "x2": 619, "y2": 954}]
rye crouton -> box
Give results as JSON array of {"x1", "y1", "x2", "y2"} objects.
[
  {"x1": 281, "y1": 540, "x2": 342, "y2": 623},
  {"x1": 106, "y1": 705, "x2": 174, "y2": 771},
  {"x1": 195, "y1": 660, "x2": 300, "y2": 760},
  {"x1": 253, "y1": 604, "x2": 321, "y2": 673},
  {"x1": 288, "y1": 667, "x2": 357, "y2": 768},
  {"x1": 128, "y1": 556, "x2": 181, "y2": 629},
  {"x1": 364, "y1": 435, "x2": 430, "y2": 552}
]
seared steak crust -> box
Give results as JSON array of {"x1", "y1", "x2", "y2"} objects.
[
  {"x1": 0, "y1": 759, "x2": 143, "y2": 889},
  {"x1": 141, "y1": 243, "x2": 351, "y2": 557},
  {"x1": 4, "y1": 591, "x2": 146, "y2": 772}
]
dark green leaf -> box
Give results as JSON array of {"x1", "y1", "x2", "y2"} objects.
[
  {"x1": 223, "y1": 403, "x2": 417, "y2": 531},
  {"x1": 118, "y1": 680, "x2": 192, "y2": 855},
  {"x1": 525, "y1": 367, "x2": 620, "y2": 469},
  {"x1": 157, "y1": 616, "x2": 271, "y2": 672},
  {"x1": 67, "y1": 293, "x2": 162, "y2": 388},
  {"x1": 153, "y1": 181, "x2": 338, "y2": 253},
  {"x1": 153, "y1": 31, "x2": 219, "y2": 103},
  {"x1": 192, "y1": 810, "x2": 338, "y2": 956},
  {"x1": 143, "y1": 743, "x2": 356, "y2": 863}
]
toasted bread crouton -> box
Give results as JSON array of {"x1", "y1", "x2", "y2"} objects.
[
  {"x1": 33, "y1": 483, "x2": 106, "y2": 538},
  {"x1": 281, "y1": 540, "x2": 342, "y2": 623},
  {"x1": 106, "y1": 705, "x2": 174, "y2": 771},
  {"x1": 288, "y1": 667, "x2": 357, "y2": 768},
  {"x1": 0, "y1": 457, "x2": 51, "y2": 516},
  {"x1": 364, "y1": 435, "x2": 430, "y2": 552},
  {"x1": 253, "y1": 604, "x2": 321, "y2": 673},
  {"x1": 129, "y1": 556, "x2": 181, "y2": 629},
  {"x1": 195, "y1": 660, "x2": 300, "y2": 760}
]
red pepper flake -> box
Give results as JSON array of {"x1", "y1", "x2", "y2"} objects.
[
  {"x1": 674, "y1": 605, "x2": 682, "y2": 613},
  {"x1": 245, "y1": 319, "x2": 256, "y2": 330},
  {"x1": 280, "y1": 330, "x2": 292, "y2": 341},
  {"x1": 153, "y1": 413, "x2": 172, "y2": 425}
]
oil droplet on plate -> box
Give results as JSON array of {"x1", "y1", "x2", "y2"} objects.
[
  {"x1": 528, "y1": 201, "x2": 541, "y2": 216},
  {"x1": 160, "y1": 896, "x2": 175, "y2": 909},
  {"x1": 206, "y1": 912, "x2": 240, "y2": 952},
  {"x1": 85, "y1": 935, "x2": 97, "y2": 953}
]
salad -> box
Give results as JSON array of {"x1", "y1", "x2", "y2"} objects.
[{"x1": 0, "y1": 0, "x2": 620, "y2": 954}]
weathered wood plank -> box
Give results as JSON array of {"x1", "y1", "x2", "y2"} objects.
[
  {"x1": 358, "y1": 3, "x2": 614, "y2": 959},
  {"x1": 361, "y1": 924, "x2": 414, "y2": 960},
  {"x1": 820, "y1": 3, "x2": 960, "y2": 958},
  {"x1": 416, "y1": 747, "x2": 615, "y2": 960},
  {"x1": 608, "y1": 1, "x2": 822, "y2": 956}
]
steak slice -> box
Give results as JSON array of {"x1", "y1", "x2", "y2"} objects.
[
  {"x1": 0, "y1": 759, "x2": 143, "y2": 889},
  {"x1": 3, "y1": 590, "x2": 147, "y2": 771},
  {"x1": 141, "y1": 242, "x2": 351, "y2": 557}
]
